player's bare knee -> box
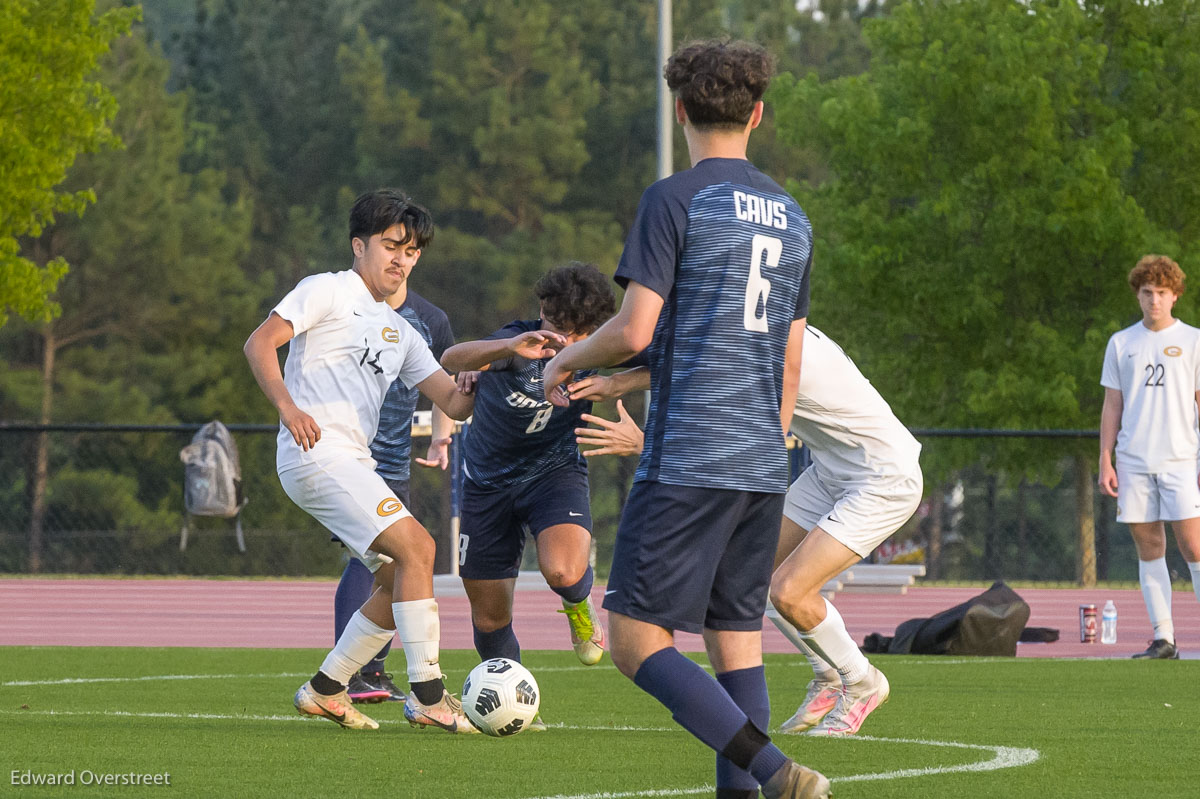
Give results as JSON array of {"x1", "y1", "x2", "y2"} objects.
[
  {"x1": 541, "y1": 562, "x2": 584, "y2": 588},
  {"x1": 471, "y1": 609, "x2": 513, "y2": 633}
]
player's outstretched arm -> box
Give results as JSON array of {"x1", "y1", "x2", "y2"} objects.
[
  {"x1": 780, "y1": 318, "x2": 807, "y2": 437},
  {"x1": 566, "y1": 367, "x2": 651, "y2": 403},
  {"x1": 1098, "y1": 387, "x2": 1123, "y2": 497},
  {"x1": 441, "y1": 331, "x2": 567, "y2": 373},
  {"x1": 544, "y1": 282, "x2": 663, "y2": 405},
  {"x1": 415, "y1": 406, "x2": 453, "y2": 469},
  {"x1": 244, "y1": 312, "x2": 321, "y2": 451},
  {"x1": 575, "y1": 400, "x2": 645, "y2": 457},
  {"x1": 417, "y1": 369, "x2": 475, "y2": 421}
]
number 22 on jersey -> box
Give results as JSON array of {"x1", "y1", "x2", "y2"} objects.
[{"x1": 744, "y1": 234, "x2": 782, "y2": 333}]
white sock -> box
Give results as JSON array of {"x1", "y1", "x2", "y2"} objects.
[
  {"x1": 1139, "y1": 558, "x2": 1174, "y2": 643},
  {"x1": 799, "y1": 598, "x2": 870, "y2": 686},
  {"x1": 1188, "y1": 562, "x2": 1200, "y2": 604},
  {"x1": 393, "y1": 598, "x2": 442, "y2": 684},
  {"x1": 766, "y1": 603, "x2": 837, "y2": 682},
  {"x1": 318, "y1": 610, "x2": 395, "y2": 686}
]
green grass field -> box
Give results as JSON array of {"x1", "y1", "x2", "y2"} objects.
[{"x1": 2, "y1": 647, "x2": 1196, "y2": 798}]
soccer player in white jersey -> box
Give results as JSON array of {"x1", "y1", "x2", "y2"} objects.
[
  {"x1": 569, "y1": 325, "x2": 922, "y2": 737},
  {"x1": 244, "y1": 189, "x2": 478, "y2": 731},
  {"x1": 1099, "y1": 254, "x2": 1200, "y2": 660}
]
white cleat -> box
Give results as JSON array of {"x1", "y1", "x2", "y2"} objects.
[
  {"x1": 780, "y1": 677, "x2": 842, "y2": 734},
  {"x1": 403, "y1": 689, "x2": 479, "y2": 734},
  {"x1": 294, "y1": 681, "x2": 379, "y2": 730},
  {"x1": 807, "y1": 665, "x2": 889, "y2": 737},
  {"x1": 761, "y1": 761, "x2": 833, "y2": 799}
]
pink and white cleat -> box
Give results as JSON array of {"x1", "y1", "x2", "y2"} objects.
[
  {"x1": 779, "y1": 677, "x2": 842, "y2": 734},
  {"x1": 807, "y1": 665, "x2": 889, "y2": 737}
]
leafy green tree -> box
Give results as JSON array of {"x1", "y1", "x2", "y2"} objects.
[
  {"x1": 1, "y1": 25, "x2": 266, "y2": 571},
  {"x1": 0, "y1": 0, "x2": 137, "y2": 327},
  {"x1": 772, "y1": 0, "x2": 1176, "y2": 583}
]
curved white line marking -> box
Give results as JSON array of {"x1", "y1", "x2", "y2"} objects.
[
  {"x1": 0, "y1": 709, "x2": 1039, "y2": 796},
  {"x1": 521, "y1": 734, "x2": 1040, "y2": 799}
]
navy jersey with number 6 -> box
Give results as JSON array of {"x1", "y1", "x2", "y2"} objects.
[
  {"x1": 461, "y1": 320, "x2": 594, "y2": 488},
  {"x1": 615, "y1": 157, "x2": 812, "y2": 494}
]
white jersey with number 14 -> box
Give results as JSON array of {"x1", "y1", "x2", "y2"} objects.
[
  {"x1": 271, "y1": 269, "x2": 441, "y2": 473},
  {"x1": 1101, "y1": 319, "x2": 1200, "y2": 474}
]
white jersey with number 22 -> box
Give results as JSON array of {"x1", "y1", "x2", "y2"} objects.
[{"x1": 1101, "y1": 319, "x2": 1200, "y2": 474}]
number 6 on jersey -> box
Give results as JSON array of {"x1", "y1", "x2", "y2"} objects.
[{"x1": 744, "y1": 234, "x2": 782, "y2": 333}]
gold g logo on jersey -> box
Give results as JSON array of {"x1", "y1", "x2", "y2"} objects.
[
  {"x1": 381, "y1": 327, "x2": 400, "y2": 344},
  {"x1": 377, "y1": 498, "x2": 404, "y2": 516},
  {"x1": 1163, "y1": 346, "x2": 1183, "y2": 357}
]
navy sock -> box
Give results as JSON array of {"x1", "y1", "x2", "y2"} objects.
[
  {"x1": 334, "y1": 559, "x2": 391, "y2": 673},
  {"x1": 473, "y1": 622, "x2": 521, "y2": 662},
  {"x1": 717, "y1": 666, "x2": 770, "y2": 791},
  {"x1": 632, "y1": 648, "x2": 749, "y2": 755},
  {"x1": 632, "y1": 649, "x2": 789, "y2": 787},
  {"x1": 550, "y1": 565, "x2": 593, "y2": 605}
]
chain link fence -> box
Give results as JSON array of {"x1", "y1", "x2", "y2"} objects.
[{"x1": 0, "y1": 422, "x2": 1188, "y2": 584}]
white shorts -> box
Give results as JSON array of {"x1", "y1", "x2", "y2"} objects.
[
  {"x1": 783, "y1": 462, "x2": 923, "y2": 557},
  {"x1": 1116, "y1": 469, "x2": 1200, "y2": 523},
  {"x1": 278, "y1": 456, "x2": 411, "y2": 572}
]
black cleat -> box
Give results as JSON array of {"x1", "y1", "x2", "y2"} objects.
[
  {"x1": 347, "y1": 672, "x2": 390, "y2": 704},
  {"x1": 1132, "y1": 639, "x2": 1180, "y2": 660},
  {"x1": 358, "y1": 670, "x2": 406, "y2": 702}
]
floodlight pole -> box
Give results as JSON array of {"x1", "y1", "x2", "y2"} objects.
[{"x1": 657, "y1": 0, "x2": 673, "y2": 181}]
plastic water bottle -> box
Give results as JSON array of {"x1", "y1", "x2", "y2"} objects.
[{"x1": 1101, "y1": 600, "x2": 1117, "y2": 644}]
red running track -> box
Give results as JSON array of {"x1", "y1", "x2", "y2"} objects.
[{"x1": 1, "y1": 577, "x2": 1196, "y2": 659}]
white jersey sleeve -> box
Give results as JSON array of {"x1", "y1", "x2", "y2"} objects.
[
  {"x1": 1100, "y1": 335, "x2": 1120, "y2": 391},
  {"x1": 273, "y1": 273, "x2": 340, "y2": 335}
]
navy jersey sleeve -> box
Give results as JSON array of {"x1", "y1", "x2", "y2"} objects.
[
  {"x1": 614, "y1": 181, "x2": 687, "y2": 299},
  {"x1": 483, "y1": 320, "x2": 536, "y2": 372},
  {"x1": 427, "y1": 308, "x2": 454, "y2": 362},
  {"x1": 795, "y1": 246, "x2": 812, "y2": 320}
]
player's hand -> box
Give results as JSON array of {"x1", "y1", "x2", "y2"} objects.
[
  {"x1": 280, "y1": 405, "x2": 321, "y2": 451},
  {"x1": 456, "y1": 370, "x2": 481, "y2": 395},
  {"x1": 1097, "y1": 462, "x2": 1118, "y2": 497},
  {"x1": 565, "y1": 374, "x2": 616, "y2": 402},
  {"x1": 509, "y1": 330, "x2": 567, "y2": 360},
  {"x1": 416, "y1": 437, "x2": 451, "y2": 469},
  {"x1": 576, "y1": 400, "x2": 644, "y2": 457},
  {"x1": 543, "y1": 354, "x2": 572, "y2": 406}
]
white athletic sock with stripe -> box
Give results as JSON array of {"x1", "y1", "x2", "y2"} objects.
[
  {"x1": 1188, "y1": 562, "x2": 1200, "y2": 604},
  {"x1": 393, "y1": 598, "x2": 442, "y2": 683},
  {"x1": 766, "y1": 603, "x2": 837, "y2": 682},
  {"x1": 799, "y1": 598, "x2": 870, "y2": 686},
  {"x1": 1139, "y1": 558, "x2": 1174, "y2": 643},
  {"x1": 319, "y1": 610, "x2": 395, "y2": 685}
]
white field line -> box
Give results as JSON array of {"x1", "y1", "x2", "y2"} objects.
[
  {"x1": 523, "y1": 735, "x2": 1040, "y2": 799},
  {"x1": 0, "y1": 707, "x2": 1039, "y2": 798},
  {"x1": 1, "y1": 664, "x2": 605, "y2": 688},
  {"x1": 0, "y1": 708, "x2": 672, "y2": 732}
]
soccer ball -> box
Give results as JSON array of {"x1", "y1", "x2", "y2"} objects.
[{"x1": 461, "y1": 658, "x2": 540, "y2": 737}]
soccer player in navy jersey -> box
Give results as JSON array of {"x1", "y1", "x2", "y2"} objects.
[
  {"x1": 339, "y1": 264, "x2": 457, "y2": 704},
  {"x1": 441, "y1": 263, "x2": 615, "y2": 686},
  {"x1": 543, "y1": 40, "x2": 829, "y2": 799}
]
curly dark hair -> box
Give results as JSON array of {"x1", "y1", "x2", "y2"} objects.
[
  {"x1": 348, "y1": 188, "x2": 434, "y2": 249},
  {"x1": 664, "y1": 39, "x2": 774, "y2": 130},
  {"x1": 1129, "y1": 254, "x2": 1186, "y2": 295},
  {"x1": 535, "y1": 262, "x2": 616, "y2": 335}
]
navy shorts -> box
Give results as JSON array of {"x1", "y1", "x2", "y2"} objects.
[
  {"x1": 459, "y1": 465, "x2": 592, "y2": 580},
  {"x1": 603, "y1": 481, "x2": 784, "y2": 634}
]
